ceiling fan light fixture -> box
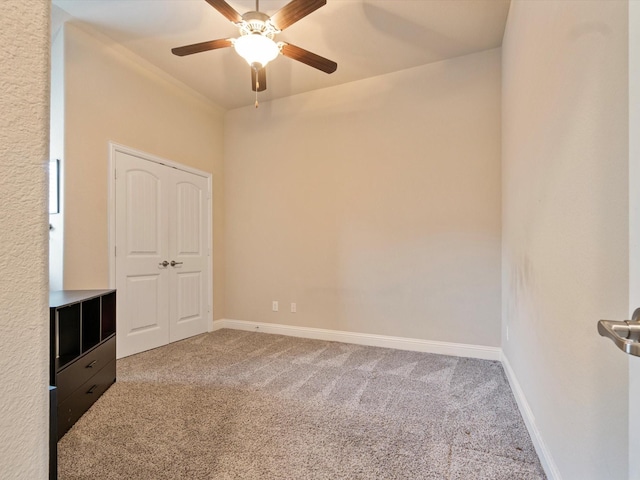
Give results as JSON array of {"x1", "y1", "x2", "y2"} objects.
[
  {"x1": 172, "y1": 0, "x2": 337, "y2": 96},
  {"x1": 233, "y1": 33, "x2": 280, "y2": 68}
]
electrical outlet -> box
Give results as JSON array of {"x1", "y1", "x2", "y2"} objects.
[
  {"x1": 272, "y1": 301, "x2": 278, "y2": 312},
  {"x1": 291, "y1": 303, "x2": 296, "y2": 313}
]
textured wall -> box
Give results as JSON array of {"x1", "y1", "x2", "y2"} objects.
[
  {"x1": 225, "y1": 49, "x2": 502, "y2": 347},
  {"x1": 0, "y1": 1, "x2": 50, "y2": 478},
  {"x1": 502, "y1": 1, "x2": 628, "y2": 478},
  {"x1": 62, "y1": 23, "x2": 226, "y2": 320}
]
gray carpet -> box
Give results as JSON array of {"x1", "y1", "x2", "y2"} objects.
[{"x1": 58, "y1": 329, "x2": 546, "y2": 479}]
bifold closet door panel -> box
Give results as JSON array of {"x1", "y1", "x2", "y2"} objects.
[
  {"x1": 168, "y1": 167, "x2": 209, "y2": 343},
  {"x1": 115, "y1": 151, "x2": 171, "y2": 358}
]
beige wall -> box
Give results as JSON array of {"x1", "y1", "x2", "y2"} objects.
[
  {"x1": 0, "y1": 0, "x2": 50, "y2": 477},
  {"x1": 502, "y1": 1, "x2": 628, "y2": 478},
  {"x1": 224, "y1": 48, "x2": 502, "y2": 346},
  {"x1": 62, "y1": 23, "x2": 226, "y2": 319}
]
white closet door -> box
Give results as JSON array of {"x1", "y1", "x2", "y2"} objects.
[
  {"x1": 115, "y1": 150, "x2": 209, "y2": 358},
  {"x1": 115, "y1": 151, "x2": 170, "y2": 358},
  {"x1": 168, "y1": 168, "x2": 208, "y2": 343}
]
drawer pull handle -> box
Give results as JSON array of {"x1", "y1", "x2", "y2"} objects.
[
  {"x1": 86, "y1": 360, "x2": 98, "y2": 369},
  {"x1": 87, "y1": 385, "x2": 98, "y2": 394}
]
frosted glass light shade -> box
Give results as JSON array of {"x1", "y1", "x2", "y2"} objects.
[{"x1": 234, "y1": 34, "x2": 280, "y2": 68}]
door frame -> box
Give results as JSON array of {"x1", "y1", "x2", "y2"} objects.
[
  {"x1": 107, "y1": 142, "x2": 214, "y2": 332},
  {"x1": 630, "y1": 3, "x2": 640, "y2": 478}
]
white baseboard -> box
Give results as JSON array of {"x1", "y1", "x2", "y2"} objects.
[
  {"x1": 501, "y1": 353, "x2": 561, "y2": 480},
  {"x1": 212, "y1": 318, "x2": 501, "y2": 361}
]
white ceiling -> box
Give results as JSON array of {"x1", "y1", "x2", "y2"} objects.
[{"x1": 52, "y1": 0, "x2": 511, "y2": 110}]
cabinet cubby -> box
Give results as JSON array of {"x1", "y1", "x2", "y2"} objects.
[
  {"x1": 101, "y1": 291, "x2": 116, "y2": 339},
  {"x1": 81, "y1": 297, "x2": 101, "y2": 352},
  {"x1": 56, "y1": 303, "x2": 81, "y2": 369}
]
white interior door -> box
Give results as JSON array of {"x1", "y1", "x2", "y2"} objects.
[
  {"x1": 115, "y1": 151, "x2": 170, "y2": 357},
  {"x1": 168, "y1": 168, "x2": 208, "y2": 343},
  {"x1": 114, "y1": 149, "x2": 209, "y2": 358}
]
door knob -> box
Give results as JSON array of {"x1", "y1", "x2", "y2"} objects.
[
  {"x1": 159, "y1": 260, "x2": 169, "y2": 267},
  {"x1": 170, "y1": 261, "x2": 183, "y2": 267},
  {"x1": 598, "y1": 308, "x2": 640, "y2": 356}
]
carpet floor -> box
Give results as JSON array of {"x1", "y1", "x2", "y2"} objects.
[{"x1": 58, "y1": 329, "x2": 546, "y2": 479}]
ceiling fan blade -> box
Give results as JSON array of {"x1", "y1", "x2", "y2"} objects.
[
  {"x1": 280, "y1": 43, "x2": 337, "y2": 74},
  {"x1": 171, "y1": 38, "x2": 233, "y2": 57},
  {"x1": 204, "y1": 0, "x2": 243, "y2": 23},
  {"x1": 251, "y1": 67, "x2": 267, "y2": 92},
  {"x1": 270, "y1": 0, "x2": 326, "y2": 31}
]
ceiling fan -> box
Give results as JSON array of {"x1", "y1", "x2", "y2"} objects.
[{"x1": 172, "y1": 0, "x2": 337, "y2": 99}]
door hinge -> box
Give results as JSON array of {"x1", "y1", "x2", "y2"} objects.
[
  {"x1": 114, "y1": 245, "x2": 117, "y2": 257},
  {"x1": 114, "y1": 169, "x2": 118, "y2": 180}
]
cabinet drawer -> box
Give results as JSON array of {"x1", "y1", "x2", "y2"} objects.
[
  {"x1": 57, "y1": 359, "x2": 116, "y2": 440},
  {"x1": 56, "y1": 335, "x2": 115, "y2": 403}
]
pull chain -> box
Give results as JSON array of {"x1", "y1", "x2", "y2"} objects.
[
  {"x1": 255, "y1": 68, "x2": 260, "y2": 108},
  {"x1": 253, "y1": 1, "x2": 261, "y2": 108}
]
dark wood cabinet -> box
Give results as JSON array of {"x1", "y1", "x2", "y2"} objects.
[{"x1": 50, "y1": 290, "x2": 116, "y2": 440}]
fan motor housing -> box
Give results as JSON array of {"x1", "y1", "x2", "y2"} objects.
[{"x1": 240, "y1": 11, "x2": 279, "y2": 38}]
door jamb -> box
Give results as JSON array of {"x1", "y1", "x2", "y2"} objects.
[{"x1": 629, "y1": 4, "x2": 640, "y2": 477}]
